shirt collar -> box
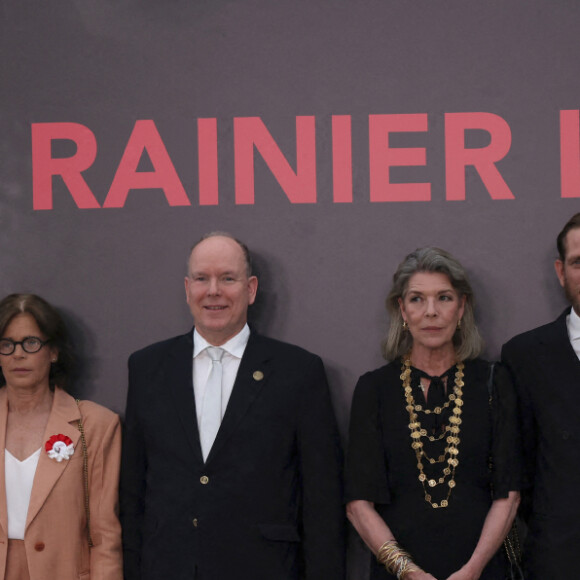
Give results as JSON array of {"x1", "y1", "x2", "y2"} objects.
[
  {"x1": 568, "y1": 307, "x2": 580, "y2": 341},
  {"x1": 193, "y1": 324, "x2": 250, "y2": 358}
]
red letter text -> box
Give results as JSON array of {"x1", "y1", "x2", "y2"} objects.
[
  {"x1": 561, "y1": 110, "x2": 580, "y2": 198},
  {"x1": 198, "y1": 118, "x2": 219, "y2": 205},
  {"x1": 104, "y1": 120, "x2": 190, "y2": 208},
  {"x1": 31, "y1": 122, "x2": 100, "y2": 210},
  {"x1": 234, "y1": 117, "x2": 316, "y2": 204},
  {"x1": 445, "y1": 112, "x2": 513, "y2": 200},
  {"x1": 332, "y1": 115, "x2": 353, "y2": 203},
  {"x1": 369, "y1": 114, "x2": 430, "y2": 202}
]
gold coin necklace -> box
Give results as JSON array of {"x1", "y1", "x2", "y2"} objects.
[{"x1": 401, "y1": 356, "x2": 465, "y2": 509}]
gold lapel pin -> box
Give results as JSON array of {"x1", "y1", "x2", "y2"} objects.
[{"x1": 253, "y1": 370, "x2": 264, "y2": 381}]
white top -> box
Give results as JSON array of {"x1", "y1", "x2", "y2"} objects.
[
  {"x1": 567, "y1": 307, "x2": 580, "y2": 361},
  {"x1": 5, "y1": 448, "x2": 41, "y2": 539},
  {"x1": 192, "y1": 324, "x2": 250, "y2": 426}
]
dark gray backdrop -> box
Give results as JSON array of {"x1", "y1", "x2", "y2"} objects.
[{"x1": 2, "y1": 1, "x2": 579, "y2": 576}]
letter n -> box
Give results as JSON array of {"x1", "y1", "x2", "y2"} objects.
[{"x1": 234, "y1": 117, "x2": 316, "y2": 204}]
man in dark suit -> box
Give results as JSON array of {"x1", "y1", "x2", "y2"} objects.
[
  {"x1": 501, "y1": 213, "x2": 580, "y2": 579},
  {"x1": 120, "y1": 233, "x2": 345, "y2": 580}
]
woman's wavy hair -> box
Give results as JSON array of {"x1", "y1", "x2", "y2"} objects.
[
  {"x1": 0, "y1": 294, "x2": 75, "y2": 390},
  {"x1": 383, "y1": 247, "x2": 484, "y2": 362}
]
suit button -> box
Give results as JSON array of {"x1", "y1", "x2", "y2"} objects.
[
  {"x1": 193, "y1": 518, "x2": 198, "y2": 527},
  {"x1": 200, "y1": 475, "x2": 209, "y2": 485},
  {"x1": 34, "y1": 542, "x2": 45, "y2": 552}
]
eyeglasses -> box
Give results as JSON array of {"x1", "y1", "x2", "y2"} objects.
[{"x1": 0, "y1": 337, "x2": 50, "y2": 355}]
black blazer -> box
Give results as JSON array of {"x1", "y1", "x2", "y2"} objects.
[
  {"x1": 120, "y1": 330, "x2": 345, "y2": 580},
  {"x1": 501, "y1": 308, "x2": 580, "y2": 579}
]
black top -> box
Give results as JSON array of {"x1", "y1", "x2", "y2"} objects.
[{"x1": 346, "y1": 358, "x2": 521, "y2": 580}]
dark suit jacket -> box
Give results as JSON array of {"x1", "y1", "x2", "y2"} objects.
[
  {"x1": 501, "y1": 308, "x2": 580, "y2": 579},
  {"x1": 120, "y1": 329, "x2": 345, "y2": 580}
]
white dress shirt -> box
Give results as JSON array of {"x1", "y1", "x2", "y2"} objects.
[
  {"x1": 5, "y1": 447, "x2": 41, "y2": 539},
  {"x1": 566, "y1": 307, "x2": 580, "y2": 360},
  {"x1": 192, "y1": 324, "x2": 250, "y2": 427}
]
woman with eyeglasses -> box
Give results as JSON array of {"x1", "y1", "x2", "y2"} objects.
[{"x1": 0, "y1": 294, "x2": 122, "y2": 580}]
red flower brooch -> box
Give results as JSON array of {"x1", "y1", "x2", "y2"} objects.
[{"x1": 45, "y1": 434, "x2": 75, "y2": 462}]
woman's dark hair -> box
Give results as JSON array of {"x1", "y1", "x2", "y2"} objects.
[{"x1": 0, "y1": 294, "x2": 75, "y2": 390}]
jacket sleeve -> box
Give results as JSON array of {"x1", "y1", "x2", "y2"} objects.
[
  {"x1": 489, "y1": 362, "x2": 523, "y2": 498},
  {"x1": 85, "y1": 405, "x2": 123, "y2": 580},
  {"x1": 500, "y1": 340, "x2": 536, "y2": 521},
  {"x1": 297, "y1": 355, "x2": 346, "y2": 580},
  {"x1": 119, "y1": 353, "x2": 147, "y2": 580},
  {"x1": 345, "y1": 372, "x2": 390, "y2": 505}
]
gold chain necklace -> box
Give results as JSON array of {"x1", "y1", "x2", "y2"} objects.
[{"x1": 401, "y1": 356, "x2": 465, "y2": 509}]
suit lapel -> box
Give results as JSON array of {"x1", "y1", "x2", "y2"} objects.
[
  {"x1": 0, "y1": 390, "x2": 8, "y2": 536},
  {"x1": 206, "y1": 333, "x2": 272, "y2": 463},
  {"x1": 164, "y1": 331, "x2": 203, "y2": 462},
  {"x1": 26, "y1": 388, "x2": 81, "y2": 530},
  {"x1": 536, "y1": 308, "x2": 580, "y2": 407},
  {"x1": 538, "y1": 309, "x2": 580, "y2": 376}
]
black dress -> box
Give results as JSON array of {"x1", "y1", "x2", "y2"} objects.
[{"x1": 345, "y1": 358, "x2": 521, "y2": 580}]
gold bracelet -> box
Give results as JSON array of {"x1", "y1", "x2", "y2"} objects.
[
  {"x1": 399, "y1": 560, "x2": 422, "y2": 579},
  {"x1": 376, "y1": 540, "x2": 423, "y2": 579}
]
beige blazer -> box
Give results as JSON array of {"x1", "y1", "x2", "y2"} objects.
[{"x1": 0, "y1": 387, "x2": 122, "y2": 580}]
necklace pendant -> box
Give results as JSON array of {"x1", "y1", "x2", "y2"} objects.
[{"x1": 401, "y1": 355, "x2": 465, "y2": 510}]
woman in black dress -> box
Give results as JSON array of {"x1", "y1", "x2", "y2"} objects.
[{"x1": 346, "y1": 248, "x2": 521, "y2": 580}]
